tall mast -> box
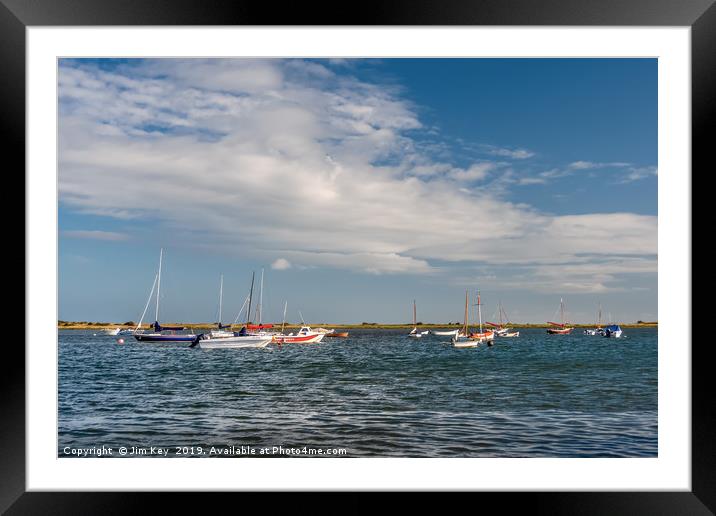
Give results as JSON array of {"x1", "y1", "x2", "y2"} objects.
[
  {"x1": 477, "y1": 290, "x2": 483, "y2": 332},
  {"x1": 413, "y1": 300, "x2": 417, "y2": 326},
  {"x1": 246, "y1": 272, "x2": 255, "y2": 325},
  {"x1": 155, "y1": 248, "x2": 163, "y2": 323},
  {"x1": 258, "y1": 268, "x2": 264, "y2": 325},
  {"x1": 463, "y1": 290, "x2": 469, "y2": 335},
  {"x1": 560, "y1": 298, "x2": 564, "y2": 325},
  {"x1": 598, "y1": 303, "x2": 602, "y2": 327},
  {"x1": 498, "y1": 300, "x2": 503, "y2": 327},
  {"x1": 281, "y1": 301, "x2": 287, "y2": 334},
  {"x1": 218, "y1": 274, "x2": 224, "y2": 325}
]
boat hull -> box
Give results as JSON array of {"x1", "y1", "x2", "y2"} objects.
[
  {"x1": 198, "y1": 336, "x2": 271, "y2": 349},
  {"x1": 432, "y1": 329, "x2": 460, "y2": 336},
  {"x1": 273, "y1": 333, "x2": 325, "y2": 344},
  {"x1": 325, "y1": 332, "x2": 349, "y2": 338},
  {"x1": 134, "y1": 333, "x2": 198, "y2": 343},
  {"x1": 547, "y1": 327, "x2": 573, "y2": 334}
]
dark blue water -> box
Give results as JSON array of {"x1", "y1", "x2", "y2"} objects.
[{"x1": 58, "y1": 328, "x2": 657, "y2": 457}]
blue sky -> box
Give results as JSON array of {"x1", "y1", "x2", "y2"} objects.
[{"x1": 58, "y1": 58, "x2": 657, "y2": 324}]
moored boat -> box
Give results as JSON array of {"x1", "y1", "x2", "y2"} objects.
[
  {"x1": 604, "y1": 324, "x2": 623, "y2": 338},
  {"x1": 487, "y1": 301, "x2": 517, "y2": 338},
  {"x1": 196, "y1": 332, "x2": 272, "y2": 349},
  {"x1": 547, "y1": 298, "x2": 573, "y2": 335},
  {"x1": 132, "y1": 249, "x2": 198, "y2": 344},
  {"x1": 103, "y1": 327, "x2": 121, "y2": 336},
  {"x1": 273, "y1": 326, "x2": 326, "y2": 344},
  {"x1": 468, "y1": 291, "x2": 494, "y2": 344},
  {"x1": 408, "y1": 300, "x2": 427, "y2": 338},
  {"x1": 584, "y1": 303, "x2": 605, "y2": 336},
  {"x1": 432, "y1": 329, "x2": 459, "y2": 337},
  {"x1": 452, "y1": 291, "x2": 477, "y2": 347},
  {"x1": 325, "y1": 331, "x2": 349, "y2": 338}
]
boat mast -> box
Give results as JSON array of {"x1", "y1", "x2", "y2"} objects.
[
  {"x1": 560, "y1": 298, "x2": 565, "y2": 326},
  {"x1": 413, "y1": 300, "x2": 417, "y2": 327},
  {"x1": 281, "y1": 301, "x2": 287, "y2": 334},
  {"x1": 246, "y1": 271, "x2": 255, "y2": 325},
  {"x1": 598, "y1": 302, "x2": 602, "y2": 327},
  {"x1": 218, "y1": 274, "x2": 224, "y2": 326},
  {"x1": 155, "y1": 248, "x2": 163, "y2": 323},
  {"x1": 258, "y1": 268, "x2": 264, "y2": 325},
  {"x1": 477, "y1": 291, "x2": 483, "y2": 333},
  {"x1": 463, "y1": 290, "x2": 469, "y2": 335}
]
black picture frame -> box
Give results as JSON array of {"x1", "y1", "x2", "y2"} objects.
[{"x1": 4, "y1": 0, "x2": 708, "y2": 512}]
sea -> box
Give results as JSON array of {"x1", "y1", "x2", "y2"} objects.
[{"x1": 58, "y1": 328, "x2": 657, "y2": 458}]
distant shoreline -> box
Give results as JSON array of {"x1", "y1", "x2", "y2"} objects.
[{"x1": 58, "y1": 321, "x2": 658, "y2": 330}]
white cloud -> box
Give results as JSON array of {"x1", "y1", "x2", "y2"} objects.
[
  {"x1": 271, "y1": 258, "x2": 292, "y2": 270},
  {"x1": 58, "y1": 59, "x2": 657, "y2": 291}
]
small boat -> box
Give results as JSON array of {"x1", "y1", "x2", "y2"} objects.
[
  {"x1": 408, "y1": 300, "x2": 427, "y2": 338},
  {"x1": 273, "y1": 326, "x2": 326, "y2": 344},
  {"x1": 487, "y1": 301, "x2": 516, "y2": 337},
  {"x1": 584, "y1": 303, "x2": 606, "y2": 336},
  {"x1": 432, "y1": 329, "x2": 459, "y2": 337},
  {"x1": 196, "y1": 332, "x2": 272, "y2": 349},
  {"x1": 325, "y1": 331, "x2": 349, "y2": 338},
  {"x1": 547, "y1": 298, "x2": 574, "y2": 334},
  {"x1": 604, "y1": 324, "x2": 623, "y2": 338},
  {"x1": 117, "y1": 328, "x2": 134, "y2": 335},
  {"x1": 314, "y1": 327, "x2": 335, "y2": 335},
  {"x1": 133, "y1": 249, "x2": 197, "y2": 343},
  {"x1": 468, "y1": 291, "x2": 494, "y2": 344},
  {"x1": 103, "y1": 327, "x2": 121, "y2": 336},
  {"x1": 452, "y1": 291, "x2": 477, "y2": 347}
]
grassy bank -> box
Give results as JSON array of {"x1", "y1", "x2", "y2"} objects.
[{"x1": 59, "y1": 321, "x2": 658, "y2": 330}]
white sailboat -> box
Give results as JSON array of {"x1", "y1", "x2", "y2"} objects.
[
  {"x1": 209, "y1": 274, "x2": 234, "y2": 339},
  {"x1": 408, "y1": 300, "x2": 428, "y2": 338},
  {"x1": 453, "y1": 291, "x2": 477, "y2": 348},
  {"x1": 584, "y1": 303, "x2": 606, "y2": 336}
]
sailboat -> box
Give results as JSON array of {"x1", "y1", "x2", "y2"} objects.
[
  {"x1": 547, "y1": 298, "x2": 574, "y2": 334},
  {"x1": 487, "y1": 301, "x2": 519, "y2": 337},
  {"x1": 408, "y1": 300, "x2": 428, "y2": 338},
  {"x1": 584, "y1": 303, "x2": 606, "y2": 336},
  {"x1": 195, "y1": 271, "x2": 273, "y2": 349},
  {"x1": 209, "y1": 274, "x2": 234, "y2": 339},
  {"x1": 453, "y1": 290, "x2": 477, "y2": 348},
  {"x1": 468, "y1": 291, "x2": 495, "y2": 344},
  {"x1": 134, "y1": 248, "x2": 197, "y2": 343}
]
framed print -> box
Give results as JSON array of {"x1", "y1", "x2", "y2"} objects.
[{"x1": 6, "y1": 0, "x2": 710, "y2": 512}]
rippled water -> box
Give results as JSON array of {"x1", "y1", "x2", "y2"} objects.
[{"x1": 58, "y1": 328, "x2": 657, "y2": 457}]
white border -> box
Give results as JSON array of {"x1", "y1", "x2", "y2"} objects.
[{"x1": 27, "y1": 27, "x2": 690, "y2": 491}]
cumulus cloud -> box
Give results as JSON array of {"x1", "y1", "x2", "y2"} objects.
[
  {"x1": 271, "y1": 258, "x2": 292, "y2": 270},
  {"x1": 58, "y1": 58, "x2": 657, "y2": 292}
]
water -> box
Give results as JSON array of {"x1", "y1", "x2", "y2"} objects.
[{"x1": 58, "y1": 328, "x2": 657, "y2": 457}]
